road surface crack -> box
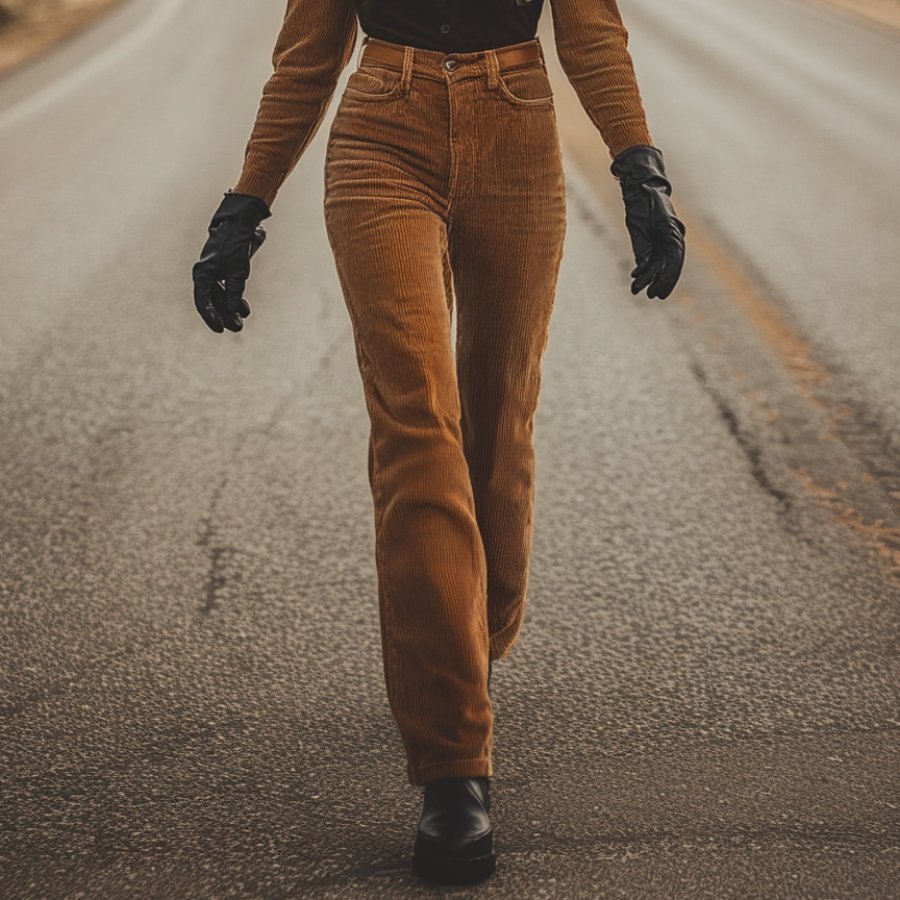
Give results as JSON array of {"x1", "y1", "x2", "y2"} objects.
[
  {"x1": 194, "y1": 390, "x2": 299, "y2": 615},
  {"x1": 196, "y1": 480, "x2": 238, "y2": 616},
  {"x1": 690, "y1": 358, "x2": 793, "y2": 516}
]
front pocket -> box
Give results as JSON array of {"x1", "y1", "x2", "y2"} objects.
[
  {"x1": 344, "y1": 63, "x2": 404, "y2": 102},
  {"x1": 496, "y1": 66, "x2": 555, "y2": 106}
]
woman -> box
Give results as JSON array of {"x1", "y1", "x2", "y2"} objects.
[{"x1": 192, "y1": 0, "x2": 685, "y2": 885}]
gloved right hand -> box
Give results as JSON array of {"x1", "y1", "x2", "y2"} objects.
[{"x1": 192, "y1": 191, "x2": 271, "y2": 333}]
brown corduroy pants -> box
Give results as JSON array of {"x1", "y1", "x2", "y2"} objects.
[{"x1": 323, "y1": 34, "x2": 567, "y2": 787}]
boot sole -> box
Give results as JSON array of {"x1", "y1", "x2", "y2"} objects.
[
  {"x1": 412, "y1": 831, "x2": 496, "y2": 884},
  {"x1": 412, "y1": 849, "x2": 496, "y2": 885}
]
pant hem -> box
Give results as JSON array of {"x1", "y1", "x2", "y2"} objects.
[
  {"x1": 489, "y1": 627, "x2": 521, "y2": 661},
  {"x1": 409, "y1": 756, "x2": 493, "y2": 787}
]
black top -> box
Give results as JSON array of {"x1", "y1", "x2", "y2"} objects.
[{"x1": 353, "y1": 0, "x2": 544, "y2": 53}]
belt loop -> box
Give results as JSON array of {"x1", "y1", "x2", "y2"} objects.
[
  {"x1": 401, "y1": 44, "x2": 414, "y2": 96},
  {"x1": 356, "y1": 35, "x2": 368, "y2": 69},
  {"x1": 485, "y1": 48, "x2": 499, "y2": 89}
]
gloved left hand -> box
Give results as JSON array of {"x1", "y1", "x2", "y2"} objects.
[
  {"x1": 192, "y1": 191, "x2": 271, "y2": 333},
  {"x1": 610, "y1": 144, "x2": 686, "y2": 300}
]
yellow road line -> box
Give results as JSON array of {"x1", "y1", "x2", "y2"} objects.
[{"x1": 679, "y1": 215, "x2": 831, "y2": 413}]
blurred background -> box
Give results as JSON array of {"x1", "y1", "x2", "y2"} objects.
[{"x1": 1, "y1": 1, "x2": 898, "y2": 897}]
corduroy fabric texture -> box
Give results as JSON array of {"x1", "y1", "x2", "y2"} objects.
[
  {"x1": 322, "y1": 35, "x2": 567, "y2": 786},
  {"x1": 233, "y1": 0, "x2": 652, "y2": 206}
]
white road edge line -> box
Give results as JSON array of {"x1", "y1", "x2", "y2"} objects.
[{"x1": 0, "y1": 0, "x2": 187, "y2": 132}]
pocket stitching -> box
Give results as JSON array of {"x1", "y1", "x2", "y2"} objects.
[
  {"x1": 496, "y1": 68, "x2": 555, "y2": 107},
  {"x1": 344, "y1": 65, "x2": 404, "y2": 102}
]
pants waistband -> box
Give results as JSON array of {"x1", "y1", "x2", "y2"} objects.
[{"x1": 358, "y1": 35, "x2": 546, "y2": 82}]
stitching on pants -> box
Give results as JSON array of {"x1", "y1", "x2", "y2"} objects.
[
  {"x1": 445, "y1": 73, "x2": 459, "y2": 221},
  {"x1": 440, "y1": 225, "x2": 455, "y2": 322}
]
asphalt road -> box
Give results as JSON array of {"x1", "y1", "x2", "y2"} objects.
[{"x1": 1, "y1": 0, "x2": 898, "y2": 896}]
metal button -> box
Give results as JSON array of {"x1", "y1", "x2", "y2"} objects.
[
  {"x1": 440, "y1": 23, "x2": 451, "y2": 34},
  {"x1": 444, "y1": 57, "x2": 458, "y2": 71}
]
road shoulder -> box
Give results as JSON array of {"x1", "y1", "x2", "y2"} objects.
[
  {"x1": 806, "y1": 0, "x2": 900, "y2": 32},
  {"x1": 0, "y1": 0, "x2": 124, "y2": 77}
]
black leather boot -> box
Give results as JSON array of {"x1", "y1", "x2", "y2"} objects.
[{"x1": 412, "y1": 776, "x2": 496, "y2": 884}]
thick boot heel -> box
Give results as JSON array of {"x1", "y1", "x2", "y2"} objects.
[
  {"x1": 412, "y1": 776, "x2": 496, "y2": 885},
  {"x1": 412, "y1": 830, "x2": 496, "y2": 884}
]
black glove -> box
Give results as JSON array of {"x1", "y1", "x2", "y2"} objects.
[
  {"x1": 610, "y1": 145, "x2": 686, "y2": 301},
  {"x1": 192, "y1": 191, "x2": 271, "y2": 333}
]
